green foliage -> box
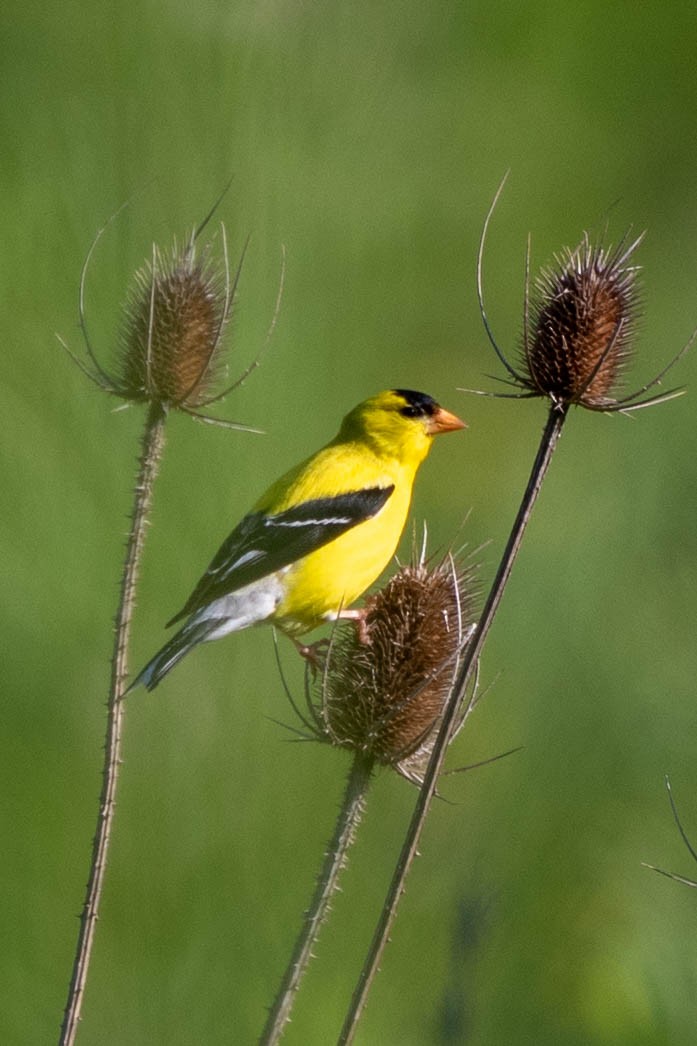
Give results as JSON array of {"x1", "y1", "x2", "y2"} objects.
[{"x1": 4, "y1": 1, "x2": 697, "y2": 1042}]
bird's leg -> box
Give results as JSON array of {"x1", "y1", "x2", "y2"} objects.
[{"x1": 334, "y1": 607, "x2": 370, "y2": 645}]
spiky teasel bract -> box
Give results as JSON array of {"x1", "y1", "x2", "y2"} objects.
[
  {"x1": 643, "y1": 776, "x2": 697, "y2": 889},
  {"x1": 59, "y1": 207, "x2": 263, "y2": 429},
  {"x1": 302, "y1": 555, "x2": 477, "y2": 783}
]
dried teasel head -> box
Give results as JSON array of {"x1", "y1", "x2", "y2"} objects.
[
  {"x1": 58, "y1": 201, "x2": 278, "y2": 430},
  {"x1": 472, "y1": 175, "x2": 691, "y2": 414},
  {"x1": 118, "y1": 235, "x2": 236, "y2": 411},
  {"x1": 299, "y1": 555, "x2": 477, "y2": 783},
  {"x1": 523, "y1": 234, "x2": 640, "y2": 409}
]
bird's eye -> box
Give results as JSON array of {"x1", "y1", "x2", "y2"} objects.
[{"x1": 399, "y1": 405, "x2": 424, "y2": 418}]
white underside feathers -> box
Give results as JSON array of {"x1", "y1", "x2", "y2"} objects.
[{"x1": 191, "y1": 573, "x2": 287, "y2": 640}]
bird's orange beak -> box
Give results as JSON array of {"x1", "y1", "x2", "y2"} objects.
[{"x1": 428, "y1": 406, "x2": 467, "y2": 435}]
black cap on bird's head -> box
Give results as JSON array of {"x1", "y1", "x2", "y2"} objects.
[
  {"x1": 393, "y1": 389, "x2": 438, "y2": 418},
  {"x1": 392, "y1": 389, "x2": 467, "y2": 434}
]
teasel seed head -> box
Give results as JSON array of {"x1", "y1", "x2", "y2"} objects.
[
  {"x1": 58, "y1": 206, "x2": 268, "y2": 430},
  {"x1": 118, "y1": 234, "x2": 240, "y2": 409},
  {"x1": 474, "y1": 177, "x2": 691, "y2": 412},
  {"x1": 522, "y1": 234, "x2": 640, "y2": 410},
  {"x1": 308, "y1": 556, "x2": 477, "y2": 783}
]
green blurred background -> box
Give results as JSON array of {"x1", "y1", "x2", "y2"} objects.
[{"x1": 4, "y1": 2, "x2": 697, "y2": 1043}]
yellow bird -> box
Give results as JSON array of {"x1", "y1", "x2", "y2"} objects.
[{"x1": 132, "y1": 389, "x2": 465, "y2": 690}]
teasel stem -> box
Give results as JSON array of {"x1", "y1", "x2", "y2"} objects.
[
  {"x1": 59, "y1": 401, "x2": 167, "y2": 1046},
  {"x1": 339, "y1": 403, "x2": 567, "y2": 1044},
  {"x1": 261, "y1": 752, "x2": 375, "y2": 1045}
]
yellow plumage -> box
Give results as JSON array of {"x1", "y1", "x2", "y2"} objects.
[{"x1": 132, "y1": 389, "x2": 465, "y2": 690}]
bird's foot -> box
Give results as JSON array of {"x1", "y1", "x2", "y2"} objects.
[{"x1": 292, "y1": 637, "x2": 330, "y2": 672}]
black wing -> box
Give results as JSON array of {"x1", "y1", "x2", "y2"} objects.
[{"x1": 167, "y1": 485, "x2": 395, "y2": 626}]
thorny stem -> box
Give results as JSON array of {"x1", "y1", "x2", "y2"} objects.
[
  {"x1": 260, "y1": 752, "x2": 375, "y2": 1045},
  {"x1": 59, "y1": 401, "x2": 167, "y2": 1045},
  {"x1": 338, "y1": 404, "x2": 567, "y2": 1044}
]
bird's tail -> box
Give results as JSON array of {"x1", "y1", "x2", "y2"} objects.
[{"x1": 128, "y1": 619, "x2": 218, "y2": 692}]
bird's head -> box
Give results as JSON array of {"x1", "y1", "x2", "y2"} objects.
[{"x1": 337, "y1": 389, "x2": 466, "y2": 463}]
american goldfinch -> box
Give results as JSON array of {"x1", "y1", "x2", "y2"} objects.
[{"x1": 132, "y1": 389, "x2": 465, "y2": 691}]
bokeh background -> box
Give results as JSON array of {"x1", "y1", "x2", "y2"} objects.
[{"x1": 4, "y1": 2, "x2": 697, "y2": 1043}]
